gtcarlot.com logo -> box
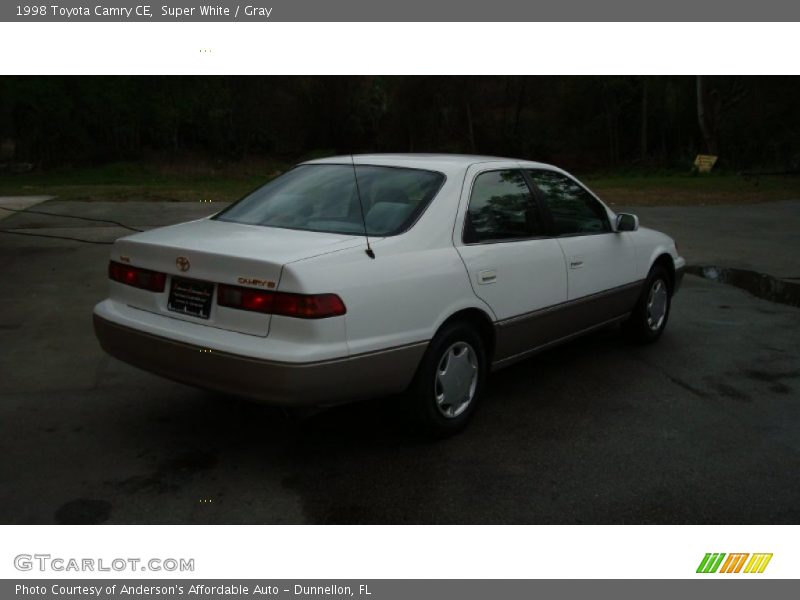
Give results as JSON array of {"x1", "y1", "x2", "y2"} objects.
[
  {"x1": 14, "y1": 554, "x2": 195, "y2": 573},
  {"x1": 697, "y1": 553, "x2": 773, "y2": 574}
]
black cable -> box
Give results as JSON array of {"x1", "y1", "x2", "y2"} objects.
[
  {"x1": 0, "y1": 205, "x2": 143, "y2": 232},
  {"x1": 0, "y1": 229, "x2": 114, "y2": 244}
]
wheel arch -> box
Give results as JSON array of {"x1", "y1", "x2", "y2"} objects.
[
  {"x1": 651, "y1": 252, "x2": 676, "y2": 293},
  {"x1": 434, "y1": 307, "x2": 496, "y2": 363}
]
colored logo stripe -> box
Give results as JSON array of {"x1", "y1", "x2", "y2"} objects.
[
  {"x1": 697, "y1": 553, "x2": 726, "y2": 573},
  {"x1": 719, "y1": 553, "x2": 749, "y2": 573},
  {"x1": 744, "y1": 553, "x2": 773, "y2": 573}
]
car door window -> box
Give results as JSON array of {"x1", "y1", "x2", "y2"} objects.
[
  {"x1": 527, "y1": 170, "x2": 610, "y2": 236},
  {"x1": 464, "y1": 169, "x2": 543, "y2": 243}
]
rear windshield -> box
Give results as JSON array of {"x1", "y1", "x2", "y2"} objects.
[{"x1": 214, "y1": 164, "x2": 445, "y2": 236}]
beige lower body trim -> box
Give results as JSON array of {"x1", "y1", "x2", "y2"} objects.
[
  {"x1": 93, "y1": 315, "x2": 427, "y2": 406},
  {"x1": 492, "y1": 280, "x2": 644, "y2": 369}
]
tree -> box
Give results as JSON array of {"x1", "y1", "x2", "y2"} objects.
[{"x1": 696, "y1": 75, "x2": 718, "y2": 156}]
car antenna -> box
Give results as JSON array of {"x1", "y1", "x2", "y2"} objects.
[{"x1": 350, "y1": 154, "x2": 375, "y2": 259}]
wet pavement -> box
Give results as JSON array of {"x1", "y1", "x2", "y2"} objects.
[{"x1": 0, "y1": 200, "x2": 799, "y2": 524}]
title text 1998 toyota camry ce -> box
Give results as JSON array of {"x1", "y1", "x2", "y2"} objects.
[{"x1": 94, "y1": 154, "x2": 684, "y2": 435}]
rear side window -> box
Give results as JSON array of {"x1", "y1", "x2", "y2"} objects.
[
  {"x1": 527, "y1": 170, "x2": 610, "y2": 235},
  {"x1": 464, "y1": 170, "x2": 543, "y2": 243}
]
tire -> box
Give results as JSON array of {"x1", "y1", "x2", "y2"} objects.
[
  {"x1": 624, "y1": 265, "x2": 672, "y2": 343},
  {"x1": 407, "y1": 321, "x2": 487, "y2": 438}
]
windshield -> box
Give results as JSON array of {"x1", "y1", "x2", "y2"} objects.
[{"x1": 214, "y1": 164, "x2": 445, "y2": 236}]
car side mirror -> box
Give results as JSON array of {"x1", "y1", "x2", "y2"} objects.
[{"x1": 616, "y1": 213, "x2": 639, "y2": 232}]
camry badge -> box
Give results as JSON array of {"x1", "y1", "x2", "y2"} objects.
[
  {"x1": 237, "y1": 277, "x2": 276, "y2": 289},
  {"x1": 176, "y1": 256, "x2": 191, "y2": 272}
]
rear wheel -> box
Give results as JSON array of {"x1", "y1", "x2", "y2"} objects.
[
  {"x1": 624, "y1": 265, "x2": 672, "y2": 343},
  {"x1": 408, "y1": 321, "x2": 487, "y2": 437}
]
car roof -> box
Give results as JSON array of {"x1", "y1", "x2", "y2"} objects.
[{"x1": 301, "y1": 153, "x2": 558, "y2": 175}]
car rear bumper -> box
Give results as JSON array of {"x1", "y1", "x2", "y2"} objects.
[{"x1": 93, "y1": 314, "x2": 426, "y2": 406}]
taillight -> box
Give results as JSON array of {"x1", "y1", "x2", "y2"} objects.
[
  {"x1": 108, "y1": 261, "x2": 166, "y2": 292},
  {"x1": 217, "y1": 284, "x2": 346, "y2": 319}
]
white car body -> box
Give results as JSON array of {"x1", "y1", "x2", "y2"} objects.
[{"x1": 94, "y1": 154, "x2": 685, "y2": 407}]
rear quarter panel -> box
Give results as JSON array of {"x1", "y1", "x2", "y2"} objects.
[{"x1": 281, "y1": 242, "x2": 491, "y2": 356}]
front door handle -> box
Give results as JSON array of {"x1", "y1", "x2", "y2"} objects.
[
  {"x1": 569, "y1": 256, "x2": 584, "y2": 269},
  {"x1": 477, "y1": 269, "x2": 497, "y2": 284}
]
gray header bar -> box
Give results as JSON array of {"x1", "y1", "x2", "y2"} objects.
[
  {"x1": 3, "y1": 1, "x2": 800, "y2": 22},
  {"x1": 4, "y1": 579, "x2": 799, "y2": 600}
]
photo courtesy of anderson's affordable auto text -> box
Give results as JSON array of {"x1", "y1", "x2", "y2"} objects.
[{"x1": 0, "y1": 1, "x2": 799, "y2": 598}]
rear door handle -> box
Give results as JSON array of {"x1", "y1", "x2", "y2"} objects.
[
  {"x1": 569, "y1": 256, "x2": 584, "y2": 269},
  {"x1": 477, "y1": 269, "x2": 497, "y2": 284}
]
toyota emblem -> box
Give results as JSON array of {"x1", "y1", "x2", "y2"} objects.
[{"x1": 176, "y1": 256, "x2": 190, "y2": 272}]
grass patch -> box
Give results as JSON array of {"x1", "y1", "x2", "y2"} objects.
[
  {"x1": 1, "y1": 162, "x2": 799, "y2": 206},
  {"x1": 583, "y1": 172, "x2": 800, "y2": 206},
  {"x1": 0, "y1": 160, "x2": 287, "y2": 202}
]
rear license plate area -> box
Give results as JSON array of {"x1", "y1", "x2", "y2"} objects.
[{"x1": 168, "y1": 277, "x2": 214, "y2": 319}]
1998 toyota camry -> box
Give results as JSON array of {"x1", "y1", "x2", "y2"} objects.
[{"x1": 94, "y1": 154, "x2": 685, "y2": 435}]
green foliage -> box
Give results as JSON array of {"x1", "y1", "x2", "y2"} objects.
[{"x1": 0, "y1": 76, "x2": 799, "y2": 171}]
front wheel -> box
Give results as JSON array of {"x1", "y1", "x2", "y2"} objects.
[
  {"x1": 407, "y1": 322, "x2": 487, "y2": 437},
  {"x1": 624, "y1": 266, "x2": 672, "y2": 343}
]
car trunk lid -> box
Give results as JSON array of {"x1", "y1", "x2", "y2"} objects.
[{"x1": 110, "y1": 218, "x2": 361, "y2": 336}]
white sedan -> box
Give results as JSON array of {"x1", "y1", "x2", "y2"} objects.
[{"x1": 94, "y1": 154, "x2": 685, "y2": 435}]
